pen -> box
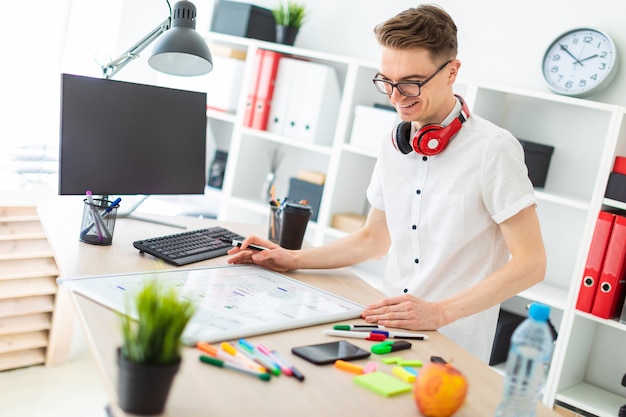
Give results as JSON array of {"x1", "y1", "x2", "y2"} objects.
[
  {"x1": 271, "y1": 349, "x2": 305, "y2": 382},
  {"x1": 85, "y1": 191, "x2": 106, "y2": 242},
  {"x1": 322, "y1": 329, "x2": 387, "y2": 341},
  {"x1": 333, "y1": 324, "x2": 386, "y2": 331},
  {"x1": 238, "y1": 339, "x2": 281, "y2": 375},
  {"x1": 371, "y1": 330, "x2": 428, "y2": 340},
  {"x1": 220, "y1": 341, "x2": 266, "y2": 373},
  {"x1": 199, "y1": 355, "x2": 271, "y2": 381},
  {"x1": 80, "y1": 197, "x2": 121, "y2": 238},
  {"x1": 197, "y1": 342, "x2": 265, "y2": 372},
  {"x1": 371, "y1": 340, "x2": 412, "y2": 354},
  {"x1": 257, "y1": 343, "x2": 293, "y2": 376},
  {"x1": 221, "y1": 238, "x2": 268, "y2": 251}
]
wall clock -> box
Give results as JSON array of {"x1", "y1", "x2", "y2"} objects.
[{"x1": 542, "y1": 27, "x2": 619, "y2": 97}]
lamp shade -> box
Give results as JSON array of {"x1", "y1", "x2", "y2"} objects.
[{"x1": 149, "y1": 1, "x2": 213, "y2": 76}]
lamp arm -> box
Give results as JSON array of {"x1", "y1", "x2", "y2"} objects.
[{"x1": 102, "y1": 17, "x2": 171, "y2": 79}]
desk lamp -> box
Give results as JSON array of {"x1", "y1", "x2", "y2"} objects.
[{"x1": 101, "y1": 0, "x2": 213, "y2": 79}]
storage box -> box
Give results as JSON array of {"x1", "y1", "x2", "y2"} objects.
[
  {"x1": 489, "y1": 309, "x2": 525, "y2": 366},
  {"x1": 605, "y1": 172, "x2": 626, "y2": 203},
  {"x1": 288, "y1": 178, "x2": 323, "y2": 222},
  {"x1": 349, "y1": 105, "x2": 400, "y2": 153},
  {"x1": 211, "y1": 1, "x2": 276, "y2": 42},
  {"x1": 518, "y1": 139, "x2": 554, "y2": 187}
]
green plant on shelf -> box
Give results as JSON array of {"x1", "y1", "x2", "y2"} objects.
[{"x1": 272, "y1": 1, "x2": 307, "y2": 28}]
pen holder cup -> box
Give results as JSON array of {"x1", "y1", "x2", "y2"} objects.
[
  {"x1": 268, "y1": 203, "x2": 281, "y2": 244},
  {"x1": 279, "y1": 202, "x2": 312, "y2": 250},
  {"x1": 79, "y1": 198, "x2": 119, "y2": 245}
]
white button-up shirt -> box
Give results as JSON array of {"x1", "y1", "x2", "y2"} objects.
[{"x1": 366, "y1": 105, "x2": 536, "y2": 362}]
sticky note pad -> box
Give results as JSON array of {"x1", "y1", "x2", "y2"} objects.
[
  {"x1": 381, "y1": 356, "x2": 402, "y2": 364},
  {"x1": 353, "y1": 371, "x2": 413, "y2": 397},
  {"x1": 392, "y1": 366, "x2": 416, "y2": 383}
]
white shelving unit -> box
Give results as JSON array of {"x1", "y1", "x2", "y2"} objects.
[{"x1": 184, "y1": 31, "x2": 626, "y2": 415}]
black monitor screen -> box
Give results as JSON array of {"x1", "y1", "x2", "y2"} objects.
[{"x1": 59, "y1": 73, "x2": 207, "y2": 196}]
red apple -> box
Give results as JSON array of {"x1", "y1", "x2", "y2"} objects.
[{"x1": 413, "y1": 362, "x2": 468, "y2": 417}]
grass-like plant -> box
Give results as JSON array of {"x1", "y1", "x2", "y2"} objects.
[
  {"x1": 119, "y1": 280, "x2": 196, "y2": 365},
  {"x1": 272, "y1": 1, "x2": 307, "y2": 28}
]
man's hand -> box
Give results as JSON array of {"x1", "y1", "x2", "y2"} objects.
[
  {"x1": 227, "y1": 235, "x2": 296, "y2": 272},
  {"x1": 361, "y1": 294, "x2": 447, "y2": 330}
]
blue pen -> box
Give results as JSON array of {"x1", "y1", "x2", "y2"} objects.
[{"x1": 238, "y1": 339, "x2": 281, "y2": 376}]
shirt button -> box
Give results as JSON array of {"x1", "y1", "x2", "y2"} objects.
[
  {"x1": 403, "y1": 288, "x2": 408, "y2": 293},
  {"x1": 414, "y1": 258, "x2": 419, "y2": 264},
  {"x1": 411, "y1": 225, "x2": 417, "y2": 230},
  {"x1": 422, "y1": 156, "x2": 428, "y2": 161},
  {"x1": 416, "y1": 189, "x2": 421, "y2": 195}
]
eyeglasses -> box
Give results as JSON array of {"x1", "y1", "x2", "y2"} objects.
[{"x1": 372, "y1": 60, "x2": 452, "y2": 97}]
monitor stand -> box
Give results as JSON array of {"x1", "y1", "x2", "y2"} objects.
[{"x1": 115, "y1": 195, "x2": 187, "y2": 229}]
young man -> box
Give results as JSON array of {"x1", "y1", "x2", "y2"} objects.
[{"x1": 227, "y1": 4, "x2": 546, "y2": 363}]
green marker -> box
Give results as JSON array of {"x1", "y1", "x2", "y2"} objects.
[
  {"x1": 199, "y1": 355, "x2": 271, "y2": 381},
  {"x1": 333, "y1": 324, "x2": 384, "y2": 331}
]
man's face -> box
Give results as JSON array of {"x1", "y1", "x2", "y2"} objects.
[{"x1": 376, "y1": 46, "x2": 457, "y2": 125}]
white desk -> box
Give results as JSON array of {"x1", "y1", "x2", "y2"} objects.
[{"x1": 38, "y1": 197, "x2": 560, "y2": 417}]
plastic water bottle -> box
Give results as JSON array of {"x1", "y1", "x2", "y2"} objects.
[{"x1": 495, "y1": 302, "x2": 554, "y2": 417}]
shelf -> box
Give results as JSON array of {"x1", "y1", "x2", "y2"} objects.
[
  {"x1": 341, "y1": 143, "x2": 378, "y2": 159},
  {"x1": 518, "y1": 281, "x2": 568, "y2": 311},
  {"x1": 243, "y1": 128, "x2": 334, "y2": 155},
  {"x1": 603, "y1": 197, "x2": 626, "y2": 211},
  {"x1": 534, "y1": 190, "x2": 590, "y2": 211},
  {"x1": 574, "y1": 310, "x2": 626, "y2": 331},
  {"x1": 556, "y1": 383, "x2": 625, "y2": 417},
  {"x1": 207, "y1": 108, "x2": 236, "y2": 123}
]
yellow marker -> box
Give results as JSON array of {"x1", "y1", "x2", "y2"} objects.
[
  {"x1": 334, "y1": 359, "x2": 364, "y2": 375},
  {"x1": 220, "y1": 341, "x2": 266, "y2": 373},
  {"x1": 392, "y1": 365, "x2": 416, "y2": 383}
]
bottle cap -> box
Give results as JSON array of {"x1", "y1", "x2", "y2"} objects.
[{"x1": 528, "y1": 302, "x2": 550, "y2": 322}]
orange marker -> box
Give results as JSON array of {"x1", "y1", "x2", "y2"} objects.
[
  {"x1": 334, "y1": 359, "x2": 364, "y2": 375},
  {"x1": 220, "y1": 341, "x2": 267, "y2": 373}
]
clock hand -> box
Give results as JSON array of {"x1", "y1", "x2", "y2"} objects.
[
  {"x1": 578, "y1": 53, "x2": 599, "y2": 63},
  {"x1": 559, "y1": 43, "x2": 584, "y2": 66}
]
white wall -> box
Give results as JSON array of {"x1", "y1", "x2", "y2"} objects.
[
  {"x1": 227, "y1": 0, "x2": 626, "y2": 107},
  {"x1": 63, "y1": 0, "x2": 626, "y2": 106}
]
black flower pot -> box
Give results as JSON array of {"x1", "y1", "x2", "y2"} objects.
[
  {"x1": 116, "y1": 348, "x2": 181, "y2": 415},
  {"x1": 276, "y1": 25, "x2": 299, "y2": 45}
]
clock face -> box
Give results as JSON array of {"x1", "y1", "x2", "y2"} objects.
[{"x1": 542, "y1": 28, "x2": 619, "y2": 97}]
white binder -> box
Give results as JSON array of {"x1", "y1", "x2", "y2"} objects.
[{"x1": 267, "y1": 58, "x2": 341, "y2": 145}]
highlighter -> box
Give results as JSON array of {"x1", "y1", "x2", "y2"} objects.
[{"x1": 371, "y1": 340, "x2": 412, "y2": 355}]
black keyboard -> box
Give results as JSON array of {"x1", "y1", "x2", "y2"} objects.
[{"x1": 132, "y1": 226, "x2": 245, "y2": 266}]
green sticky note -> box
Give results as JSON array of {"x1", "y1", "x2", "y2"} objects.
[
  {"x1": 381, "y1": 356, "x2": 402, "y2": 364},
  {"x1": 353, "y1": 371, "x2": 413, "y2": 397},
  {"x1": 398, "y1": 359, "x2": 422, "y2": 367}
]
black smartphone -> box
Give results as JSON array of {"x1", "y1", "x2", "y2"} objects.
[{"x1": 292, "y1": 340, "x2": 371, "y2": 365}]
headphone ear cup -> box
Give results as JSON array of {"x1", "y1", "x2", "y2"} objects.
[
  {"x1": 414, "y1": 125, "x2": 447, "y2": 156},
  {"x1": 392, "y1": 122, "x2": 414, "y2": 154}
]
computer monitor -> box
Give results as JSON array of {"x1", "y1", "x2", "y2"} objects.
[{"x1": 59, "y1": 73, "x2": 207, "y2": 197}]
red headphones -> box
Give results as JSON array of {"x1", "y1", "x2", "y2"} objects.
[{"x1": 391, "y1": 95, "x2": 470, "y2": 156}]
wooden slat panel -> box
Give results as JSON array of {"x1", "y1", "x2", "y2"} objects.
[
  {"x1": 0, "y1": 258, "x2": 59, "y2": 280},
  {"x1": 0, "y1": 348, "x2": 46, "y2": 371},
  {"x1": 0, "y1": 295, "x2": 55, "y2": 318},
  {"x1": 0, "y1": 238, "x2": 52, "y2": 254},
  {"x1": 0, "y1": 219, "x2": 44, "y2": 236},
  {"x1": 0, "y1": 206, "x2": 37, "y2": 218},
  {"x1": 0, "y1": 313, "x2": 51, "y2": 336},
  {"x1": 0, "y1": 330, "x2": 48, "y2": 354},
  {"x1": 0, "y1": 250, "x2": 56, "y2": 262},
  {"x1": 0, "y1": 277, "x2": 57, "y2": 299}
]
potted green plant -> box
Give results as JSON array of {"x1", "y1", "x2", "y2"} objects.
[
  {"x1": 116, "y1": 280, "x2": 196, "y2": 415},
  {"x1": 272, "y1": 1, "x2": 307, "y2": 45}
]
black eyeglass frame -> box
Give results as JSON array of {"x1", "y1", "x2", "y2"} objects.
[{"x1": 372, "y1": 60, "x2": 453, "y2": 97}]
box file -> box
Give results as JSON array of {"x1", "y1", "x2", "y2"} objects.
[
  {"x1": 288, "y1": 178, "x2": 323, "y2": 222},
  {"x1": 576, "y1": 211, "x2": 616, "y2": 313}
]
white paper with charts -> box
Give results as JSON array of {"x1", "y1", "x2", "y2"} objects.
[{"x1": 59, "y1": 265, "x2": 364, "y2": 345}]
